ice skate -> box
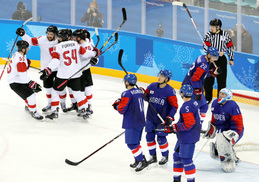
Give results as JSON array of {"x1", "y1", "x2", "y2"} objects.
[
  {"x1": 158, "y1": 155, "x2": 168, "y2": 165},
  {"x1": 147, "y1": 154, "x2": 157, "y2": 165},
  {"x1": 60, "y1": 102, "x2": 67, "y2": 113},
  {"x1": 30, "y1": 111, "x2": 43, "y2": 120},
  {"x1": 87, "y1": 104, "x2": 93, "y2": 114},
  {"x1": 45, "y1": 108, "x2": 59, "y2": 120},
  {"x1": 135, "y1": 156, "x2": 149, "y2": 172},
  {"x1": 42, "y1": 104, "x2": 51, "y2": 112},
  {"x1": 77, "y1": 108, "x2": 90, "y2": 119},
  {"x1": 67, "y1": 102, "x2": 78, "y2": 112},
  {"x1": 25, "y1": 106, "x2": 29, "y2": 112},
  {"x1": 130, "y1": 158, "x2": 139, "y2": 168}
]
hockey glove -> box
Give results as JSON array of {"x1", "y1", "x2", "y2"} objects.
[
  {"x1": 194, "y1": 88, "x2": 202, "y2": 101},
  {"x1": 164, "y1": 124, "x2": 177, "y2": 134},
  {"x1": 112, "y1": 98, "x2": 121, "y2": 110},
  {"x1": 222, "y1": 130, "x2": 239, "y2": 145},
  {"x1": 204, "y1": 122, "x2": 216, "y2": 139},
  {"x1": 164, "y1": 116, "x2": 174, "y2": 127},
  {"x1": 16, "y1": 28, "x2": 25, "y2": 36},
  {"x1": 210, "y1": 67, "x2": 222, "y2": 77},
  {"x1": 29, "y1": 80, "x2": 42, "y2": 93},
  {"x1": 40, "y1": 67, "x2": 52, "y2": 81},
  {"x1": 93, "y1": 47, "x2": 100, "y2": 57},
  {"x1": 90, "y1": 57, "x2": 98, "y2": 66},
  {"x1": 27, "y1": 59, "x2": 31, "y2": 69}
]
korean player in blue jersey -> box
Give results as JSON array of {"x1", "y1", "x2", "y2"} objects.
[
  {"x1": 204, "y1": 88, "x2": 244, "y2": 172},
  {"x1": 182, "y1": 47, "x2": 220, "y2": 125},
  {"x1": 163, "y1": 84, "x2": 201, "y2": 182},
  {"x1": 142, "y1": 69, "x2": 178, "y2": 165},
  {"x1": 112, "y1": 74, "x2": 148, "y2": 172}
]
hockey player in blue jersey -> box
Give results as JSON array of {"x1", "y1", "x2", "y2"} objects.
[
  {"x1": 112, "y1": 74, "x2": 148, "y2": 172},
  {"x1": 143, "y1": 69, "x2": 178, "y2": 165},
  {"x1": 204, "y1": 88, "x2": 244, "y2": 172},
  {"x1": 163, "y1": 84, "x2": 201, "y2": 182},
  {"x1": 182, "y1": 47, "x2": 220, "y2": 124}
]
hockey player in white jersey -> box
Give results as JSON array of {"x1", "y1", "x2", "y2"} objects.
[
  {"x1": 72, "y1": 29, "x2": 96, "y2": 114},
  {"x1": 7, "y1": 40, "x2": 43, "y2": 120},
  {"x1": 39, "y1": 29, "x2": 100, "y2": 119},
  {"x1": 16, "y1": 25, "x2": 66, "y2": 118}
]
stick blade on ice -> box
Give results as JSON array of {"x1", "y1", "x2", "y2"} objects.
[{"x1": 65, "y1": 159, "x2": 79, "y2": 166}]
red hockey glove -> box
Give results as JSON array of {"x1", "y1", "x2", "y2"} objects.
[
  {"x1": 16, "y1": 28, "x2": 25, "y2": 36},
  {"x1": 164, "y1": 116, "x2": 174, "y2": 127},
  {"x1": 204, "y1": 122, "x2": 216, "y2": 139},
  {"x1": 164, "y1": 124, "x2": 177, "y2": 134},
  {"x1": 112, "y1": 98, "x2": 121, "y2": 110},
  {"x1": 93, "y1": 47, "x2": 100, "y2": 57},
  {"x1": 210, "y1": 67, "x2": 222, "y2": 77},
  {"x1": 29, "y1": 80, "x2": 42, "y2": 93},
  {"x1": 194, "y1": 88, "x2": 202, "y2": 101},
  {"x1": 40, "y1": 67, "x2": 52, "y2": 81}
]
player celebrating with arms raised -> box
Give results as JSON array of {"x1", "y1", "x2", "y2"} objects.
[{"x1": 204, "y1": 88, "x2": 244, "y2": 172}]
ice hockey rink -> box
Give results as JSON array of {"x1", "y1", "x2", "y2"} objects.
[{"x1": 0, "y1": 67, "x2": 259, "y2": 182}]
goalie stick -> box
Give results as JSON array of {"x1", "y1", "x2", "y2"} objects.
[
  {"x1": 57, "y1": 32, "x2": 118, "y2": 89},
  {"x1": 65, "y1": 131, "x2": 125, "y2": 166},
  {"x1": 172, "y1": 2, "x2": 217, "y2": 68},
  {"x1": 118, "y1": 49, "x2": 165, "y2": 128},
  {"x1": 99, "y1": 8, "x2": 127, "y2": 51},
  {"x1": 0, "y1": 17, "x2": 33, "y2": 80}
]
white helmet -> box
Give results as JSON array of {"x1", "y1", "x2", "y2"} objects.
[{"x1": 218, "y1": 88, "x2": 233, "y2": 104}]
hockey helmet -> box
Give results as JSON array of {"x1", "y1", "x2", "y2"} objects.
[
  {"x1": 180, "y1": 84, "x2": 193, "y2": 97},
  {"x1": 57, "y1": 29, "x2": 69, "y2": 41},
  {"x1": 158, "y1": 69, "x2": 172, "y2": 81},
  {"x1": 73, "y1": 29, "x2": 85, "y2": 39},
  {"x1": 16, "y1": 40, "x2": 29, "y2": 52},
  {"x1": 66, "y1": 29, "x2": 72, "y2": 37},
  {"x1": 46, "y1": 25, "x2": 58, "y2": 35},
  {"x1": 207, "y1": 47, "x2": 219, "y2": 60},
  {"x1": 218, "y1": 88, "x2": 233, "y2": 104},
  {"x1": 210, "y1": 18, "x2": 222, "y2": 28},
  {"x1": 124, "y1": 74, "x2": 137, "y2": 85}
]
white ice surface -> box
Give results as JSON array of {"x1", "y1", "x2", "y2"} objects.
[{"x1": 0, "y1": 67, "x2": 259, "y2": 182}]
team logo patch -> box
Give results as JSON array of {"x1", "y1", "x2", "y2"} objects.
[{"x1": 150, "y1": 90, "x2": 154, "y2": 94}]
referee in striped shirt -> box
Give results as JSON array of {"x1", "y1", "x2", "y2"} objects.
[{"x1": 203, "y1": 18, "x2": 234, "y2": 104}]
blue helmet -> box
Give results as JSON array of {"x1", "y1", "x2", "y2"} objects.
[
  {"x1": 124, "y1": 74, "x2": 137, "y2": 85},
  {"x1": 158, "y1": 69, "x2": 172, "y2": 81},
  {"x1": 218, "y1": 88, "x2": 233, "y2": 104},
  {"x1": 207, "y1": 47, "x2": 219, "y2": 59},
  {"x1": 180, "y1": 84, "x2": 193, "y2": 97}
]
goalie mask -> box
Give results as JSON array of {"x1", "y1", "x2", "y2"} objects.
[{"x1": 218, "y1": 88, "x2": 233, "y2": 104}]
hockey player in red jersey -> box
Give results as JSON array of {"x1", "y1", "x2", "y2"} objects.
[
  {"x1": 143, "y1": 69, "x2": 178, "y2": 165},
  {"x1": 164, "y1": 84, "x2": 201, "y2": 182},
  {"x1": 72, "y1": 29, "x2": 96, "y2": 114},
  {"x1": 7, "y1": 40, "x2": 43, "y2": 120},
  {"x1": 40, "y1": 29, "x2": 99, "y2": 119},
  {"x1": 16, "y1": 25, "x2": 67, "y2": 118},
  {"x1": 204, "y1": 88, "x2": 244, "y2": 172},
  {"x1": 112, "y1": 74, "x2": 148, "y2": 172}
]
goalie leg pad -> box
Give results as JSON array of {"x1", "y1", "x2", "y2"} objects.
[
  {"x1": 209, "y1": 142, "x2": 218, "y2": 160},
  {"x1": 216, "y1": 133, "x2": 236, "y2": 172}
]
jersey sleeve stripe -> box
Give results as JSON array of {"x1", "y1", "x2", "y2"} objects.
[
  {"x1": 118, "y1": 97, "x2": 129, "y2": 114},
  {"x1": 191, "y1": 67, "x2": 206, "y2": 82}
]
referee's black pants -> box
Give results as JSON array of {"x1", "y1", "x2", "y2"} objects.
[{"x1": 204, "y1": 55, "x2": 227, "y2": 104}]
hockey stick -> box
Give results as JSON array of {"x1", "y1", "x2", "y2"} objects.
[
  {"x1": 0, "y1": 17, "x2": 33, "y2": 80},
  {"x1": 95, "y1": 28, "x2": 100, "y2": 48},
  {"x1": 172, "y1": 2, "x2": 217, "y2": 68},
  {"x1": 99, "y1": 8, "x2": 127, "y2": 51},
  {"x1": 57, "y1": 32, "x2": 118, "y2": 89},
  {"x1": 193, "y1": 138, "x2": 210, "y2": 161},
  {"x1": 65, "y1": 131, "x2": 125, "y2": 166},
  {"x1": 118, "y1": 49, "x2": 165, "y2": 126}
]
